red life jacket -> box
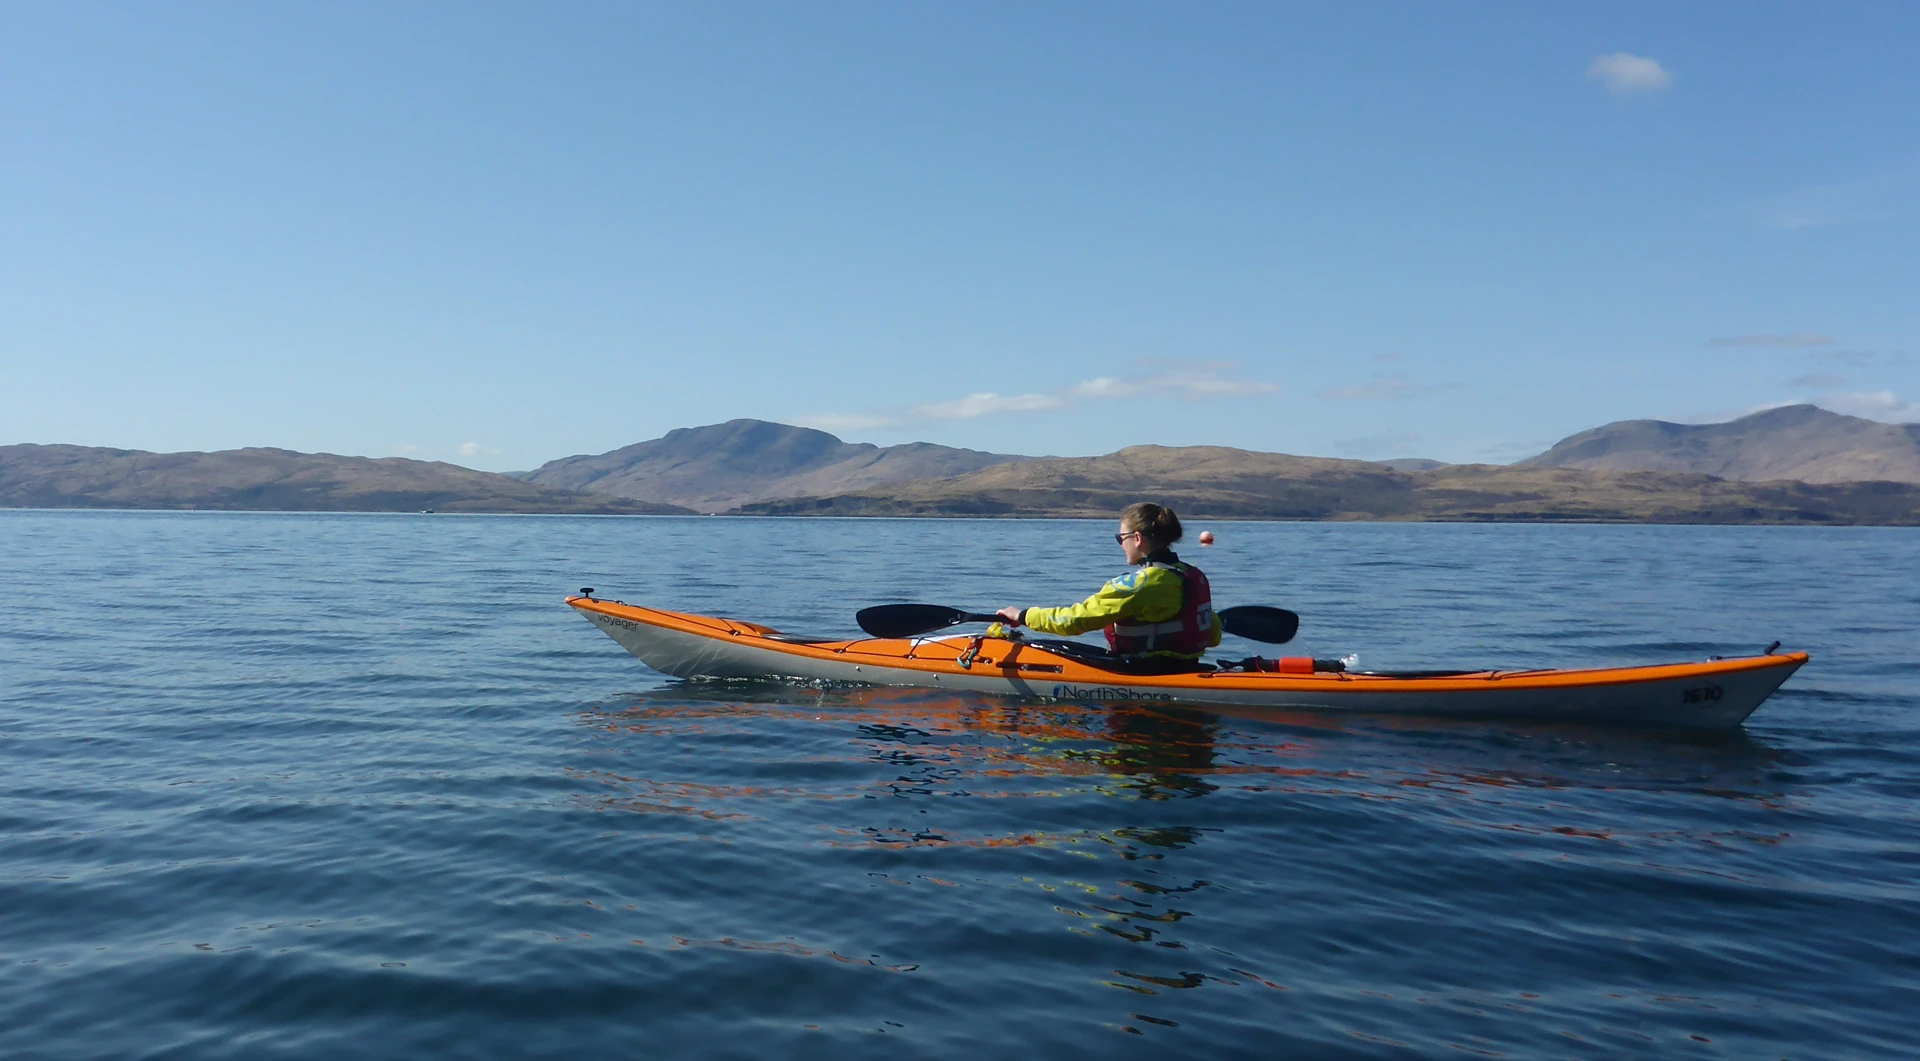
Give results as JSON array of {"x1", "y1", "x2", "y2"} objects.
[{"x1": 1105, "y1": 559, "x2": 1214, "y2": 659}]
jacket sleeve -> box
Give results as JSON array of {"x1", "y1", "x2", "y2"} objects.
[{"x1": 1023, "y1": 570, "x2": 1181, "y2": 637}]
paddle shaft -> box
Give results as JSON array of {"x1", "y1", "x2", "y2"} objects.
[
  {"x1": 859, "y1": 602, "x2": 1298, "y2": 644},
  {"x1": 856, "y1": 604, "x2": 1002, "y2": 639}
]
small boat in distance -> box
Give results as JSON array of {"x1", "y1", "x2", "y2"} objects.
[{"x1": 567, "y1": 595, "x2": 1806, "y2": 730}]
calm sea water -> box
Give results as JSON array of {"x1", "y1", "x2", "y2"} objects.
[{"x1": 3, "y1": 511, "x2": 1917, "y2": 1059}]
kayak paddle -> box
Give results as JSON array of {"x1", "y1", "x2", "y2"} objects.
[
  {"x1": 856, "y1": 602, "x2": 1300, "y2": 645},
  {"x1": 856, "y1": 604, "x2": 1003, "y2": 639}
]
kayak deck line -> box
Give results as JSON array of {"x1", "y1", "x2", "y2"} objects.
[{"x1": 565, "y1": 595, "x2": 1807, "y2": 729}]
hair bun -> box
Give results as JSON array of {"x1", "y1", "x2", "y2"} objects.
[{"x1": 1121, "y1": 502, "x2": 1184, "y2": 546}]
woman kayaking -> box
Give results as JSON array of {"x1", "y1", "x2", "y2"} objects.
[{"x1": 995, "y1": 502, "x2": 1222, "y2": 670}]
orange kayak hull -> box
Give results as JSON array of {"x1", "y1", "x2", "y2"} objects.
[{"x1": 568, "y1": 596, "x2": 1805, "y2": 730}]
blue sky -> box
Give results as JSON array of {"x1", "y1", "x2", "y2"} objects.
[{"x1": 3, "y1": 2, "x2": 1915, "y2": 471}]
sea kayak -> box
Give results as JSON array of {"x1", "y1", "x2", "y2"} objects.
[{"x1": 567, "y1": 595, "x2": 1805, "y2": 730}]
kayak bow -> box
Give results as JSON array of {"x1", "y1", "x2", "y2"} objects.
[{"x1": 567, "y1": 595, "x2": 1805, "y2": 730}]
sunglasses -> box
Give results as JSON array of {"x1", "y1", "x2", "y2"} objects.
[{"x1": 1114, "y1": 531, "x2": 1139, "y2": 544}]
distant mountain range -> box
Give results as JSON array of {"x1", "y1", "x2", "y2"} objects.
[
  {"x1": 1521, "y1": 404, "x2": 1920, "y2": 484},
  {"x1": 515, "y1": 418, "x2": 1032, "y2": 510},
  {"x1": 6, "y1": 404, "x2": 1918, "y2": 522},
  {"x1": 0, "y1": 445, "x2": 690, "y2": 514},
  {"x1": 736, "y1": 444, "x2": 1920, "y2": 524}
]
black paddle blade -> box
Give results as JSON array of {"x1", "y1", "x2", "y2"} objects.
[
  {"x1": 856, "y1": 604, "x2": 999, "y2": 639},
  {"x1": 1219, "y1": 605, "x2": 1299, "y2": 645}
]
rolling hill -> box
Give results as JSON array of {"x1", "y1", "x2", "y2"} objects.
[
  {"x1": 0, "y1": 444, "x2": 692, "y2": 513},
  {"x1": 1520, "y1": 404, "x2": 1920, "y2": 484},
  {"x1": 735, "y1": 444, "x2": 1920, "y2": 524},
  {"x1": 518, "y1": 419, "x2": 1033, "y2": 510}
]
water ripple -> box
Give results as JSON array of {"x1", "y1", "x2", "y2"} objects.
[{"x1": 2, "y1": 513, "x2": 1917, "y2": 1059}]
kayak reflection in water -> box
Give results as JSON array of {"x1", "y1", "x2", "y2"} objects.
[{"x1": 995, "y1": 503, "x2": 1223, "y2": 672}]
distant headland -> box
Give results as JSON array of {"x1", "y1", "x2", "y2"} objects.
[
  {"x1": 0, "y1": 445, "x2": 690, "y2": 515},
  {"x1": 6, "y1": 405, "x2": 1920, "y2": 524}
]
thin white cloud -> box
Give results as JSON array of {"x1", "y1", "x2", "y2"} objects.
[
  {"x1": 1587, "y1": 53, "x2": 1672, "y2": 95},
  {"x1": 1816, "y1": 390, "x2": 1916, "y2": 420},
  {"x1": 458, "y1": 441, "x2": 500, "y2": 458},
  {"x1": 916, "y1": 392, "x2": 1065, "y2": 420},
  {"x1": 1101, "y1": 359, "x2": 1278, "y2": 400},
  {"x1": 1812, "y1": 349, "x2": 1909, "y2": 368},
  {"x1": 794, "y1": 412, "x2": 898, "y2": 433},
  {"x1": 799, "y1": 361, "x2": 1276, "y2": 432},
  {"x1": 1317, "y1": 375, "x2": 1464, "y2": 401},
  {"x1": 1706, "y1": 332, "x2": 1835, "y2": 348},
  {"x1": 1064, "y1": 377, "x2": 1143, "y2": 400},
  {"x1": 1790, "y1": 373, "x2": 1847, "y2": 389},
  {"x1": 1156, "y1": 370, "x2": 1255, "y2": 398}
]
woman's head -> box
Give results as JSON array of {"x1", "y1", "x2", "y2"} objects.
[{"x1": 1118, "y1": 502, "x2": 1183, "y2": 561}]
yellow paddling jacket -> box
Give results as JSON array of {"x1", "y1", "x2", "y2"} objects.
[{"x1": 1022, "y1": 551, "x2": 1223, "y2": 659}]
